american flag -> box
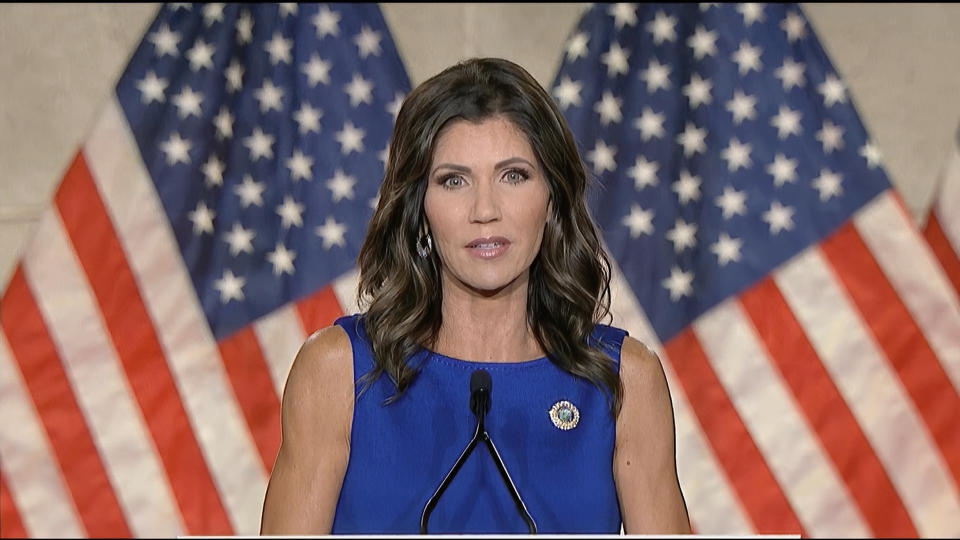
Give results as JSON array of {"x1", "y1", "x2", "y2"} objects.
[
  {"x1": 0, "y1": 3, "x2": 409, "y2": 537},
  {"x1": 924, "y1": 124, "x2": 960, "y2": 305},
  {"x1": 553, "y1": 3, "x2": 960, "y2": 537}
]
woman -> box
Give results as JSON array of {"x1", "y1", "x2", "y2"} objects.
[{"x1": 259, "y1": 57, "x2": 690, "y2": 535}]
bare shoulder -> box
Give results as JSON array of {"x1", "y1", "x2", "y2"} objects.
[
  {"x1": 618, "y1": 335, "x2": 670, "y2": 406},
  {"x1": 260, "y1": 324, "x2": 355, "y2": 534},
  {"x1": 281, "y1": 324, "x2": 355, "y2": 438},
  {"x1": 289, "y1": 325, "x2": 353, "y2": 382}
]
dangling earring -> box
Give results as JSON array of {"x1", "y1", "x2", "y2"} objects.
[{"x1": 416, "y1": 229, "x2": 433, "y2": 258}]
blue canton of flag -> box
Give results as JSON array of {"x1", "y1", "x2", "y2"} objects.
[
  {"x1": 117, "y1": 3, "x2": 410, "y2": 339},
  {"x1": 554, "y1": 2, "x2": 887, "y2": 342}
]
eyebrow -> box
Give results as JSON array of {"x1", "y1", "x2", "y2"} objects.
[{"x1": 431, "y1": 157, "x2": 536, "y2": 176}]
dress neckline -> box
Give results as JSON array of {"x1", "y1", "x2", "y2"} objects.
[{"x1": 418, "y1": 347, "x2": 551, "y2": 369}]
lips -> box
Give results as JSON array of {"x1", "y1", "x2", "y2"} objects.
[
  {"x1": 465, "y1": 236, "x2": 511, "y2": 259},
  {"x1": 466, "y1": 236, "x2": 510, "y2": 248}
]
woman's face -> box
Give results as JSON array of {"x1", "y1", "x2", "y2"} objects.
[{"x1": 424, "y1": 115, "x2": 551, "y2": 296}]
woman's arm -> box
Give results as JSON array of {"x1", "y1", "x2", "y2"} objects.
[
  {"x1": 614, "y1": 336, "x2": 691, "y2": 534},
  {"x1": 259, "y1": 325, "x2": 354, "y2": 535}
]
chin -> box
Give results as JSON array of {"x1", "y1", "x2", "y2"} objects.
[{"x1": 457, "y1": 269, "x2": 526, "y2": 295}]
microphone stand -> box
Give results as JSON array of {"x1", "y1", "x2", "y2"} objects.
[{"x1": 420, "y1": 379, "x2": 537, "y2": 534}]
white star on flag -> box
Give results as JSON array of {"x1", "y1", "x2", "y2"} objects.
[
  {"x1": 212, "y1": 106, "x2": 233, "y2": 139},
  {"x1": 354, "y1": 25, "x2": 382, "y2": 58},
  {"x1": 213, "y1": 269, "x2": 245, "y2": 303},
  {"x1": 683, "y1": 73, "x2": 713, "y2": 108},
  {"x1": 335, "y1": 121, "x2": 365, "y2": 154},
  {"x1": 775, "y1": 57, "x2": 806, "y2": 90},
  {"x1": 818, "y1": 74, "x2": 847, "y2": 106},
  {"x1": 726, "y1": 89, "x2": 757, "y2": 124},
  {"x1": 223, "y1": 221, "x2": 255, "y2": 255},
  {"x1": 149, "y1": 23, "x2": 180, "y2": 57},
  {"x1": 647, "y1": 10, "x2": 677, "y2": 44},
  {"x1": 771, "y1": 105, "x2": 802, "y2": 139},
  {"x1": 554, "y1": 76, "x2": 583, "y2": 110},
  {"x1": 816, "y1": 120, "x2": 845, "y2": 153},
  {"x1": 711, "y1": 232, "x2": 743, "y2": 266},
  {"x1": 812, "y1": 168, "x2": 844, "y2": 201},
  {"x1": 731, "y1": 41, "x2": 763, "y2": 75},
  {"x1": 662, "y1": 265, "x2": 694, "y2": 301},
  {"x1": 202, "y1": 3, "x2": 225, "y2": 26},
  {"x1": 566, "y1": 32, "x2": 590, "y2": 61},
  {"x1": 315, "y1": 216, "x2": 347, "y2": 249},
  {"x1": 762, "y1": 200, "x2": 795, "y2": 234},
  {"x1": 286, "y1": 150, "x2": 314, "y2": 181},
  {"x1": 302, "y1": 54, "x2": 332, "y2": 87},
  {"x1": 265, "y1": 32, "x2": 293, "y2": 65},
  {"x1": 137, "y1": 71, "x2": 168, "y2": 104},
  {"x1": 243, "y1": 127, "x2": 274, "y2": 161},
  {"x1": 601, "y1": 42, "x2": 630, "y2": 77},
  {"x1": 326, "y1": 169, "x2": 357, "y2": 202},
  {"x1": 640, "y1": 59, "x2": 671, "y2": 92},
  {"x1": 188, "y1": 201, "x2": 216, "y2": 235},
  {"x1": 666, "y1": 219, "x2": 698, "y2": 253},
  {"x1": 225, "y1": 60, "x2": 243, "y2": 92},
  {"x1": 627, "y1": 156, "x2": 659, "y2": 190},
  {"x1": 687, "y1": 25, "x2": 718, "y2": 59},
  {"x1": 312, "y1": 5, "x2": 340, "y2": 38},
  {"x1": 201, "y1": 155, "x2": 225, "y2": 187},
  {"x1": 293, "y1": 103, "x2": 322, "y2": 135},
  {"x1": 715, "y1": 185, "x2": 747, "y2": 219},
  {"x1": 344, "y1": 73, "x2": 374, "y2": 107},
  {"x1": 634, "y1": 107, "x2": 666, "y2": 140},
  {"x1": 737, "y1": 3, "x2": 765, "y2": 26},
  {"x1": 235, "y1": 10, "x2": 253, "y2": 44},
  {"x1": 766, "y1": 153, "x2": 798, "y2": 187},
  {"x1": 160, "y1": 132, "x2": 192, "y2": 165},
  {"x1": 587, "y1": 140, "x2": 617, "y2": 174},
  {"x1": 677, "y1": 122, "x2": 708, "y2": 157},
  {"x1": 234, "y1": 175, "x2": 266, "y2": 208},
  {"x1": 622, "y1": 204, "x2": 655, "y2": 238},
  {"x1": 186, "y1": 38, "x2": 215, "y2": 71},
  {"x1": 254, "y1": 80, "x2": 284, "y2": 113},
  {"x1": 172, "y1": 86, "x2": 204, "y2": 119},
  {"x1": 781, "y1": 10, "x2": 807, "y2": 42},
  {"x1": 276, "y1": 195, "x2": 305, "y2": 229},
  {"x1": 721, "y1": 137, "x2": 752, "y2": 171},
  {"x1": 266, "y1": 243, "x2": 297, "y2": 276},
  {"x1": 672, "y1": 170, "x2": 702, "y2": 204},
  {"x1": 860, "y1": 142, "x2": 883, "y2": 168},
  {"x1": 594, "y1": 91, "x2": 623, "y2": 125},
  {"x1": 609, "y1": 3, "x2": 637, "y2": 29}
]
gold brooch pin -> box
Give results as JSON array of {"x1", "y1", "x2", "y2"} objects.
[{"x1": 549, "y1": 400, "x2": 580, "y2": 430}]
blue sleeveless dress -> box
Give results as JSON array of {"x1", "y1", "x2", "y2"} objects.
[{"x1": 331, "y1": 314, "x2": 626, "y2": 534}]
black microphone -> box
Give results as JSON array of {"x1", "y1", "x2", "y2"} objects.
[
  {"x1": 420, "y1": 369, "x2": 537, "y2": 534},
  {"x1": 470, "y1": 369, "x2": 491, "y2": 420}
]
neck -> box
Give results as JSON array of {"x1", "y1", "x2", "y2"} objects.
[{"x1": 433, "y1": 271, "x2": 543, "y2": 363}]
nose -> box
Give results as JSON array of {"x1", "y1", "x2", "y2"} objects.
[{"x1": 469, "y1": 181, "x2": 501, "y2": 224}]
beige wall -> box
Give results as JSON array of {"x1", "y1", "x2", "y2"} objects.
[{"x1": 2, "y1": 3, "x2": 959, "y2": 292}]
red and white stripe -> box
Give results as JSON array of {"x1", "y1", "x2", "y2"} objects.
[
  {"x1": 607, "y1": 189, "x2": 960, "y2": 537},
  {"x1": 21, "y1": 208, "x2": 183, "y2": 537},
  {"x1": 924, "y1": 135, "x2": 960, "y2": 298},
  {"x1": 0, "y1": 331, "x2": 85, "y2": 538}
]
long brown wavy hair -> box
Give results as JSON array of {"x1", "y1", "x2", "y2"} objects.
[{"x1": 356, "y1": 57, "x2": 622, "y2": 415}]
